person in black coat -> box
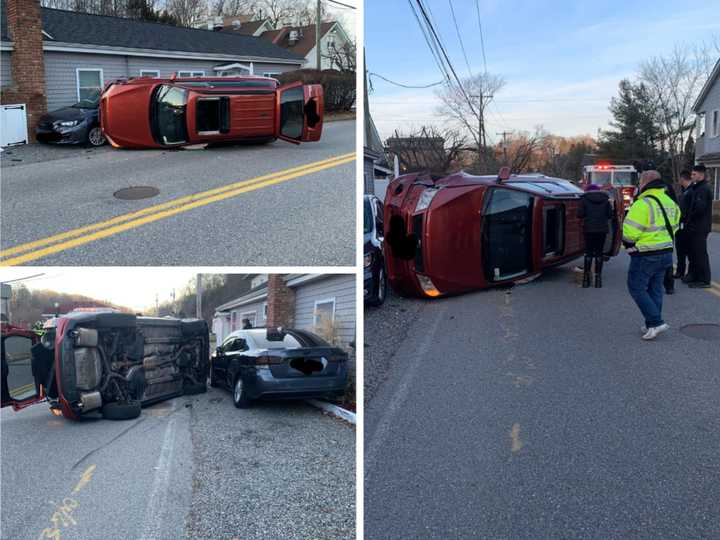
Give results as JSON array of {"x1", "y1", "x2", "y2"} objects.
[
  {"x1": 661, "y1": 174, "x2": 681, "y2": 294},
  {"x1": 673, "y1": 170, "x2": 693, "y2": 280},
  {"x1": 684, "y1": 164, "x2": 713, "y2": 288},
  {"x1": 578, "y1": 184, "x2": 613, "y2": 288}
]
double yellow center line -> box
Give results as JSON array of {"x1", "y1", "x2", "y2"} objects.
[
  {"x1": 0, "y1": 152, "x2": 354, "y2": 266},
  {"x1": 709, "y1": 281, "x2": 720, "y2": 298}
]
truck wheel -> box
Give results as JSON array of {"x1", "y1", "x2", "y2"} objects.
[
  {"x1": 101, "y1": 400, "x2": 141, "y2": 420},
  {"x1": 233, "y1": 376, "x2": 251, "y2": 409}
]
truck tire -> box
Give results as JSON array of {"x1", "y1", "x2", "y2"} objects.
[{"x1": 101, "y1": 400, "x2": 141, "y2": 420}]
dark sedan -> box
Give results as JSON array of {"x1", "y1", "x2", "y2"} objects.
[
  {"x1": 364, "y1": 194, "x2": 387, "y2": 306},
  {"x1": 35, "y1": 98, "x2": 106, "y2": 146},
  {"x1": 210, "y1": 327, "x2": 348, "y2": 408}
]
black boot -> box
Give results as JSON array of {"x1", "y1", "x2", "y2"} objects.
[
  {"x1": 594, "y1": 257, "x2": 603, "y2": 288},
  {"x1": 582, "y1": 256, "x2": 592, "y2": 288}
]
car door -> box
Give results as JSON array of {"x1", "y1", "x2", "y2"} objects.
[
  {"x1": 1, "y1": 329, "x2": 44, "y2": 411},
  {"x1": 276, "y1": 82, "x2": 323, "y2": 144}
]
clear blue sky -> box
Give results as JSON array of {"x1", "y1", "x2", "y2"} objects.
[{"x1": 365, "y1": 0, "x2": 720, "y2": 141}]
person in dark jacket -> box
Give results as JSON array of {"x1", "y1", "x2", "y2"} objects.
[
  {"x1": 673, "y1": 170, "x2": 693, "y2": 279},
  {"x1": 661, "y1": 174, "x2": 680, "y2": 294},
  {"x1": 578, "y1": 184, "x2": 613, "y2": 288},
  {"x1": 684, "y1": 164, "x2": 713, "y2": 288}
]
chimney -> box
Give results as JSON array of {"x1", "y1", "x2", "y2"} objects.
[
  {"x1": 1, "y1": 0, "x2": 47, "y2": 142},
  {"x1": 266, "y1": 275, "x2": 295, "y2": 329}
]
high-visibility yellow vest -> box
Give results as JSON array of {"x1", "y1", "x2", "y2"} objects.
[{"x1": 622, "y1": 187, "x2": 680, "y2": 253}]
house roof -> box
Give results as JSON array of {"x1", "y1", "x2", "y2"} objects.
[
  {"x1": 260, "y1": 22, "x2": 337, "y2": 57},
  {"x1": 0, "y1": 4, "x2": 305, "y2": 63},
  {"x1": 692, "y1": 57, "x2": 720, "y2": 113},
  {"x1": 220, "y1": 17, "x2": 270, "y2": 36}
]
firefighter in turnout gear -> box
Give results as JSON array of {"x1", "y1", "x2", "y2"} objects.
[{"x1": 622, "y1": 170, "x2": 680, "y2": 341}]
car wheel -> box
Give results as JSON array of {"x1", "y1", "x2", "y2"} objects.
[
  {"x1": 232, "y1": 376, "x2": 251, "y2": 409},
  {"x1": 368, "y1": 265, "x2": 387, "y2": 307},
  {"x1": 101, "y1": 400, "x2": 141, "y2": 420},
  {"x1": 184, "y1": 380, "x2": 207, "y2": 395},
  {"x1": 87, "y1": 126, "x2": 106, "y2": 147}
]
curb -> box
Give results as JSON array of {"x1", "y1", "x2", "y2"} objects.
[{"x1": 306, "y1": 399, "x2": 356, "y2": 424}]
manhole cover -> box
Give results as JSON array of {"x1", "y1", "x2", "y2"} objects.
[
  {"x1": 113, "y1": 186, "x2": 159, "y2": 200},
  {"x1": 680, "y1": 324, "x2": 720, "y2": 341}
]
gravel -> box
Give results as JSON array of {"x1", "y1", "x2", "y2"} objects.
[
  {"x1": 363, "y1": 289, "x2": 425, "y2": 406},
  {"x1": 185, "y1": 387, "x2": 355, "y2": 540}
]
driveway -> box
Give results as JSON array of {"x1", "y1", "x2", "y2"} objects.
[
  {"x1": 1, "y1": 389, "x2": 355, "y2": 540},
  {"x1": 0, "y1": 121, "x2": 355, "y2": 266},
  {"x1": 365, "y1": 234, "x2": 720, "y2": 539}
]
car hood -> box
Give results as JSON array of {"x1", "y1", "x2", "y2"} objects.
[{"x1": 40, "y1": 107, "x2": 93, "y2": 123}]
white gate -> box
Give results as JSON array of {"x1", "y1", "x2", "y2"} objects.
[{"x1": 0, "y1": 103, "x2": 28, "y2": 146}]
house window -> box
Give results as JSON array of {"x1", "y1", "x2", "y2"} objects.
[
  {"x1": 262, "y1": 302, "x2": 268, "y2": 320},
  {"x1": 231, "y1": 311, "x2": 237, "y2": 331},
  {"x1": 697, "y1": 112, "x2": 706, "y2": 138},
  {"x1": 240, "y1": 311, "x2": 257, "y2": 328},
  {"x1": 713, "y1": 110, "x2": 719, "y2": 137},
  {"x1": 263, "y1": 72, "x2": 281, "y2": 78},
  {"x1": 313, "y1": 298, "x2": 336, "y2": 328},
  {"x1": 177, "y1": 71, "x2": 205, "y2": 78},
  {"x1": 76, "y1": 69, "x2": 103, "y2": 102},
  {"x1": 140, "y1": 69, "x2": 160, "y2": 78}
]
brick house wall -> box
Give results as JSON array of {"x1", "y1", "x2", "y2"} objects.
[
  {"x1": 266, "y1": 275, "x2": 295, "y2": 328},
  {"x1": 0, "y1": 0, "x2": 47, "y2": 141}
]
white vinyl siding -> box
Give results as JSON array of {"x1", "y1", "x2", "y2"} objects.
[
  {"x1": 294, "y1": 275, "x2": 355, "y2": 350},
  {"x1": 76, "y1": 68, "x2": 103, "y2": 101}
]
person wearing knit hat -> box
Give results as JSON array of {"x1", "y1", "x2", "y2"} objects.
[
  {"x1": 683, "y1": 164, "x2": 713, "y2": 288},
  {"x1": 578, "y1": 184, "x2": 612, "y2": 287}
]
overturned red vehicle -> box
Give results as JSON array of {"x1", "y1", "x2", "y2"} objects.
[
  {"x1": 384, "y1": 169, "x2": 623, "y2": 298},
  {"x1": 1, "y1": 310, "x2": 209, "y2": 420},
  {"x1": 100, "y1": 75, "x2": 323, "y2": 149}
]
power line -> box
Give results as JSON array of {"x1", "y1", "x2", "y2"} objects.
[
  {"x1": 407, "y1": 0, "x2": 453, "y2": 88},
  {"x1": 448, "y1": 0, "x2": 473, "y2": 78},
  {"x1": 474, "y1": 0, "x2": 488, "y2": 74},
  {"x1": 369, "y1": 72, "x2": 445, "y2": 89},
  {"x1": 326, "y1": 0, "x2": 356, "y2": 9}
]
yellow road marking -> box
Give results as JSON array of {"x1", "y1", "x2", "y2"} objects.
[
  {"x1": 510, "y1": 423, "x2": 523, "y2": 453},
  {"x1": 73, "y1": 465, "x2": 96, "y2": 493},
  {"x1": 1, "y1": 153, "x2": 354, "y2": 266},
  {"x1": 10, "y1": 383, "x2": 35, "y2": 395}
]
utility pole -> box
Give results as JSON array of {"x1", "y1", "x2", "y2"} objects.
[
  {"x1": 497, "y1": 131, "x2": 511, "y2": 165},
  {"x1": 316, "y1": 0, "x2": 322, "y2": 70},
  {"x1": 196, "y1": 274, "x2": 203, "y2": 320}
]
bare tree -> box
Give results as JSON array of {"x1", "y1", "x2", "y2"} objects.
[
  {"x1": 322, "y1": 40, "x2": 356, "y2": 72},
  {"x1": 639, "y1": 44, "x2": 714, "y2": 180},
  {"x1": 166, "y1": 0, "x2": 206, "y2": 27},
  {"x1": 386, "y1": 126, "x2": 468, "y2": 176},
  {"x1": 434, "y1": 72, "x2": 505, "y2": 152}
]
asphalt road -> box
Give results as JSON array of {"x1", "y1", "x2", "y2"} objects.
[
  {"x1": 1, "y1": 388, "x2": 355, "y2": 540},
  {"x1": 0, "y1": 121, "x2": 355, "y2": 266},
  {"x1": 365, "y1": 234, "x2": 720, "y2": 539}
]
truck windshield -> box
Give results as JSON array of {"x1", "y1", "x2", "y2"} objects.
[
  {"x1": 589, "y1": 171, "x2": 611, "y2": 185},
  {"x1": 152, "y1": 85, "x2": 188, "y2": 145},
  {"x1": 613, "y1": 171, "x2": 637, "y2": 186}
]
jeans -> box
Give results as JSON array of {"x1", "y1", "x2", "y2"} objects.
[{"x1": 627, "y1": 253, "x2": 673, "y2": 328}]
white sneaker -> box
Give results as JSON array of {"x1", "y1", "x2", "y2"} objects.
[
  {"x1": 640, "y1": 325, "x2": 647, "y2": 334},
  {"x1": 642, "y1": 323, "x2": 670, "y2": 340}
]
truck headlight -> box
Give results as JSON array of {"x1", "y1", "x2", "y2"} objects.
[
  {"x1": 56, "y1": 120, "x2": 80, "y2": 128},
  {"x1": 415, "y1": 189, "x2": 438, "y2": 212},
  {"x1": 364, "y1": 253, "x2": 372, "y2": 268}
]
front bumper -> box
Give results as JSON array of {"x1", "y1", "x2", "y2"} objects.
[
  {"x1": 35, "y1": 122, "x2": 89, "y2": 145},
  {"x1": 245, "y1": 365, "x2": 348, "y2": 400}
]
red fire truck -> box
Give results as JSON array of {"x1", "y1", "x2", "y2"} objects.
[{"x1": 581, "y1": 163, "x2": 639, "y2": 211}]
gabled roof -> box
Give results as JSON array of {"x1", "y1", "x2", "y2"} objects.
[
  {"x1": 0, "y1": 4, "x2": 305, "y2": 63},
  {"x1": 260, "y1": 22, "x2": 339, "y2": 57},
  {"x1": 692, "y1": 57, "x2": 720, "y2": 113},
  {"x1": 220, "y1": 17, "x2": 272, "y2": 36}
]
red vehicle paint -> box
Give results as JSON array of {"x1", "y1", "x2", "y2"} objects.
[
  {"x1": 384, "y1": 170, "x2": 624, "y2": 298},
  {"x1": 100, "y1": 75, "x2": 323, "y2": 149}
]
